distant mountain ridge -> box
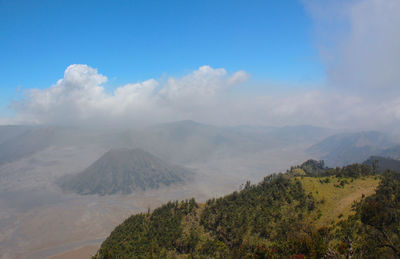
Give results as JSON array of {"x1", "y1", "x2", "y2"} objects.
[
  {"x1": 0, "y1": 127, "x2": 58, "y2": 165},
  {"x1": 58, "y1": 148, "x2": 193, "y2": 195},
  {"x1": 0, "y1": 122, "x2": 336, "y2": 167},
  {"x1": 378, "y1": 145, "x2": 400, "y2": 160},
  {"x1": 308, "y1": 131, "x2": 395, "y2": 167},
  {"x1": 363, "y1": 156, "x2": 400, "y2": 173},
  {"x1": 127, "y1": 121, "x2": 336, "y2": 164}
]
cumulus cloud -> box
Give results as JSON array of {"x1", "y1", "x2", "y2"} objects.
[
  {"x1": 7, "y1": 0, "x2": 400, "y2": 131},
  {"x1": 12, "y1": 64, "x2": 248, "y2": 127},
  {"x1": 159, "y1": 66, "x2": 247, "y2": 105},
  {"x1": 9, "y1": 63, "x2": 400, "y2": 130}
]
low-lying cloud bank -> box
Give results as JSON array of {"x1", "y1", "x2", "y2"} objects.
[
  {"x1": 8, "y1": 63, "x2": 399, "y2": 130},
  {"x1": 5, "y1": 0, "x2": 400, "y2": 131},
  {"x1": 11, "y1": 65, "x2": 250, "y2": 127}
]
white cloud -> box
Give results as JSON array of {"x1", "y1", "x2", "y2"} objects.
[
  {"x1": 12, "y1": 64, "x2": 249, "y2": 127},
  {"x1": 0, "y1": 117, "x2": 15, "y2": 125},
  {"x1": 6, "y1": 0, "x2": 400, "y2": 131},
  {"x1": 334, "y1": 0, "x2": 400, "y2": 90},
  {"x1": 8, "y1": 61, "x2": 400, "y2": 131},
  {"x1": 305, "y1": 0, "x2": 400, "y2": 90},
  {"x1": 158, "y1": 66, "x2": 248, "y2": 108}
]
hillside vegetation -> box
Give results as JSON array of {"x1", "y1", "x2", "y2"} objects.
[
  {"x1": 299, "y1": 175, "x2": 379, "y2": 227},
  {"x1": 94, "y1": 160, "x2": 400, "y2": 258}
]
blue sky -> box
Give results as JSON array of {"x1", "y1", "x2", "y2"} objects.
[
  {"x1": 0, "y1": 0, "x2": 324, "y2": 116},
  {"x1": 3, "y1": 0, "x2": 397, "y2": 131}
]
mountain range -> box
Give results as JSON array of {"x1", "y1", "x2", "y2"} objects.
[
  {"x1": 0, "y1": 121, "x2": 334, "y2": 168},
  {"x1": 307, "y1": 131, "x2": 396, "y2": 167}
]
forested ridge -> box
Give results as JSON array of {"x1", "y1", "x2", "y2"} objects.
[{"x1": 94, "y1": 160, "x2": 400, "y2": 258}]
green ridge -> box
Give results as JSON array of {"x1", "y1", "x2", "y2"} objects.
[{"x1": 93, "y1": 160, "x2": 400, "y2": 258}]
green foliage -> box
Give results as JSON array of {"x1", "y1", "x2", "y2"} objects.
[
  {"x1": 335, "y1": 163, "x2": 373, "y2": 178},
  {"x1": 295, "y1": 159, "x2": 326, "y2": 176},
  {"x1": 94, "y1": 162, "x2": 400, "y2": 258},
  {"x1": 200, "y1": 174, "x2": 316, "y2": 254},
  {"x1": 334, "y1": 171, "x2": 400, "y2": 258},
  {"x1": 96, "y1": 199, "x2": 198, "y2": 258},
  {"x1": 291, "y1": 160, "x2": 376, "y2": 179}
]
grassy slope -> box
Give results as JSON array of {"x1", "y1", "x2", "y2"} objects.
[
  {"x1": 95, "y1": 162, "x2": 391, "y2": 258},
  {"x1": 297, "y1": 175, "x2": 379, "y2": 226},
  {"x1": 185, "y1": 176, "x2": 380, "y2": 245}
]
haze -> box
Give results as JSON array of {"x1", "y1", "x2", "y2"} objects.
[{"x1": 0, "y1": 0, "x2": 399, "y2": 258}]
